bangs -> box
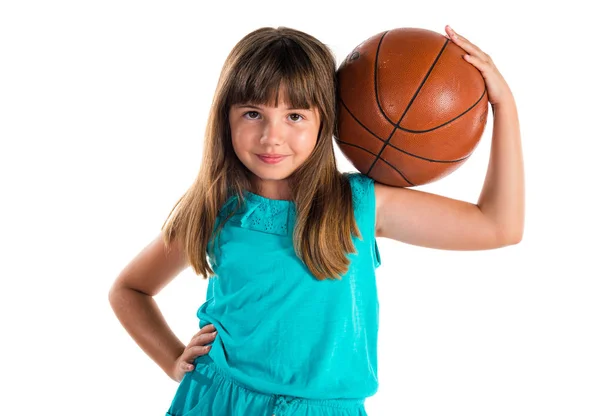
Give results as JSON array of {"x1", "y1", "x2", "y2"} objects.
[{"x1": 227, "y1": 38, "x2": 319, "y2": 110}]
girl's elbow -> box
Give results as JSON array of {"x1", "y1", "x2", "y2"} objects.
[
  {"x1": 497, "y1": 227, "x2": 524, "y2": 247},
  {"x1": 507, "y1": 232, "x2": 523, "y2": 246},
  {"x1": 500, "y1": 229, "x2": 523, "y2": 247}
]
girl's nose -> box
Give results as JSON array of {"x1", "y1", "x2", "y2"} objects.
[{"x1": 260, "y1": 123, "x2": 284, "y2": 145}]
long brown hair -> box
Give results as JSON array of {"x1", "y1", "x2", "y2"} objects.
[{"x1": 161, "y1": 26, "x2": 362, "y2": 281}]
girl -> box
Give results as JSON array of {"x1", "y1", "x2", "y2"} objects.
[{"x1": 109, "y1": 25, "x2": 524, "y2": 416}]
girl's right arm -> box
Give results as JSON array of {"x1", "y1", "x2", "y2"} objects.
[{"x1": 108, "y1": 232, "x2": 193, "y2": 381}]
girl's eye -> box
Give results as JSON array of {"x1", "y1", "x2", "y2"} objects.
[
  {"x1": 242, "y1": 111, "x2": 305, "y2": 122},
  {"x1": 244, "y1": 111, "x2": 260, "y2": 119}
]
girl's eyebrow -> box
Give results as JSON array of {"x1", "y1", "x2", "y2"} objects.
[{"x1": 233, "y1": 104, "x2": 310, "y2": 111}]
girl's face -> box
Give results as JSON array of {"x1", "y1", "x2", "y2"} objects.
[{"x1": 229, "y1": 93, "x2": 321, "y2": 200}]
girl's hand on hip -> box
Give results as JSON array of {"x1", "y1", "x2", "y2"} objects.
[
  {"x1": 172, "y1": 324, "x2": 218, "y2": 383},
  {"x1": 445, "y1": 25, "x2": 513, "y2": 106}
]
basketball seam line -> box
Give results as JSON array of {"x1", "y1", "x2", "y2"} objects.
[
  {"x1": 340, "y1": 86, "x2": 487, "y2": 136},
  {"x1": 370, "y1": 31, "x2": 413, "y2": 184},
  {"x1": 402, "y1": 88, "x2": 488, "y2": 133},
  {"x1": 374, "y1": 31, "x2": 396, "y2": 127},
  {"x1": 334, "y1": 138, "x2": 414, "y2": 185},
  {"x1": 337, "y1": 99, "x2": 471, "y2": 164},
  {"x1": 367, "y1": 38, "x2": 451, "y2": 180}
]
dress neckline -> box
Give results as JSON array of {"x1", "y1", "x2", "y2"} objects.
[{"x1": 242, "y1": 189, "x2": 293, "y2": 204}]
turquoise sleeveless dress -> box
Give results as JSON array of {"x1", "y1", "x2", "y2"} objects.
[{"x1": 166, "y1": 172, "x2": 382, "y2": 416}]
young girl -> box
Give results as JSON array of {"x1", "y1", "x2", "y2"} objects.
[{"x1": 109, "y1": 25, "x2": 524, "y2": 416}]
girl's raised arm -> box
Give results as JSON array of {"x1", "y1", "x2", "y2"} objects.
[{"x1": 374, "y1": 26, "x2": 524, "y2": 251}]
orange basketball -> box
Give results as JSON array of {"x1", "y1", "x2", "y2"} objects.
[{"x1": 335, "y1": 27, "x2": 488, "y2": 187}]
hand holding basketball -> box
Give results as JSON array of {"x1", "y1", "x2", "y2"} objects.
[{"x1": 445, "y1": 25, "x2": 512, "y2": 106}]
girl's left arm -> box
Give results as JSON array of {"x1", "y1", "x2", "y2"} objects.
[
  {"x1": 375, "y1": 26, "x2": 524, "y2": 250},
  {"x1": 475, "y1": 92, "x2": 524, "y2": 246}
]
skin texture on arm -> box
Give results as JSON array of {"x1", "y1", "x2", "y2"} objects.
[
  {"x1": 108, "y1": 232, "x2": 190, "y2": 381},
  {"x1": 375, "y1": 26, "x2": 524, "y2": 251}
]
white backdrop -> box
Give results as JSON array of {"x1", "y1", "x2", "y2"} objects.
[{"x1": 1, "y1": 1, "x2": 598, "y2": 415}]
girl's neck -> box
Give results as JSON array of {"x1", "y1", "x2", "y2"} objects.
[{"x1": 251, "y1": 178, "x2": 292, "y2": 201}]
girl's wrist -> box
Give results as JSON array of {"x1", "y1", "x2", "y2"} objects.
[{"x1": 491, "y1": 90, "x2": 516, "y2": 110}]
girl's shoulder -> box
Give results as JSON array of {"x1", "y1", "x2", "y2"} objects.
[{"x1": 343, "y1": 171, "x2": 376, "y2": 212}]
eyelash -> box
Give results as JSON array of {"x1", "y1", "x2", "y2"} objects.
[{"x1": 242, "y1": 111, "x2": 305, "y2": 122}]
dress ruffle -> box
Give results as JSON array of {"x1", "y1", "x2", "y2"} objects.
[{"x1": 218, "y1": 190, "x2": 296, "y2": 236}]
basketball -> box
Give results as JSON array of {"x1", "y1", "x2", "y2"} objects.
[{"x1": 335, "y1": 27, "x2": 489, "y2": 187}]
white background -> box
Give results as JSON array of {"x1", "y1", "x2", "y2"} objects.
[{"x1": 1, "y1": 1, "x2": 598, "y2": 415}]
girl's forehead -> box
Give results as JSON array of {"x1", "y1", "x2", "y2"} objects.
[{"x1": 230, "y1": 83, "x2": 315, "y2": 110}]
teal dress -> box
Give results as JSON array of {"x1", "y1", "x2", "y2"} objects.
[{"x1": 166, "y1": 172, "x2": 382, "y2": 416}]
